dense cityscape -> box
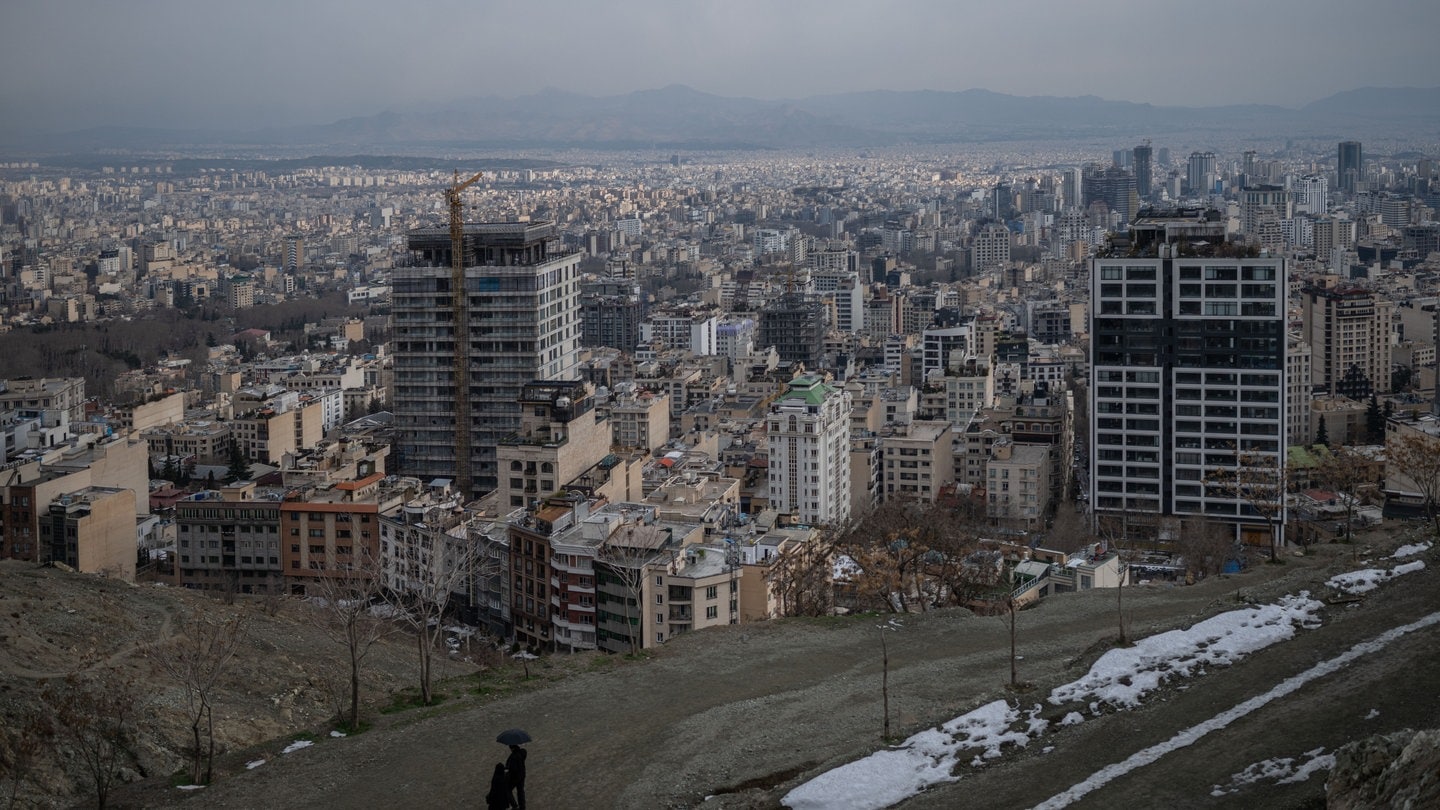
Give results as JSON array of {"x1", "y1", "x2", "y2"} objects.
[{"x1": 2, "y1": 1, "x2": 1439, "y2": 807}]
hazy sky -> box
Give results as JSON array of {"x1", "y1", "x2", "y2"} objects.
[{"x1": 2, "y1": 0, "x2": 1437, "y2": 132}]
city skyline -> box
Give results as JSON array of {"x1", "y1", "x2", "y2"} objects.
[{"x1": 3, "y1": 0, "x2": 1439, "y2": 134}]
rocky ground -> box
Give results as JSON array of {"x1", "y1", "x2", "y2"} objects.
[{"x1": 3, "y1": 524, "x2": 1434, "y2": 810}]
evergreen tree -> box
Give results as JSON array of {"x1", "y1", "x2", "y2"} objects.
[
  {"x1": 225, "y1": 442, "x2": 251, "y2": 483},
  {"x1": 1315, "y1": 418, "x2": 1330, "y2": 448},
  {"x1": 1365, "y1": 396, "x2": 1385, "y2": 444}
]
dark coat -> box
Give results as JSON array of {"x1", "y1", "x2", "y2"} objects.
[
  {"x1": 506, "y1": 746, "x2": 527, "y2": 786},
  {"x1": 485, "y1": 763, "x2": 509, "y2": 810}
]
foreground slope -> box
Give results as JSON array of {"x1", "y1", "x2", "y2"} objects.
[{"x1": 121, "y1": 532, "x2": 1437, "y2": 809}]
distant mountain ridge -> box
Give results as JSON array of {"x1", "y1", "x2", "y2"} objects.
[{"x1": 10, "y1": 85, "x2": 1439, "y2": 153}]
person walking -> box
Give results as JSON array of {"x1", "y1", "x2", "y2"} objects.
[
  {"x1": 484, "y1": 763, "x2": 509, "y2": 810},
  {"x1": 505, "y1": 744, "x2": 527, "y2": 809}
]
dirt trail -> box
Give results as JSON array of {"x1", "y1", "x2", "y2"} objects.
[{"x1": 119, "y1": 536, "x2": 1433, "y2": 810}]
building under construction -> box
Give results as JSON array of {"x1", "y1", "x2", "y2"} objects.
[{"x1": 392, "y1": 221, "x2": 582, "y2": 498}]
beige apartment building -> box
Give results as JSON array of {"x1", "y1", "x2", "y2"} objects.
[
  {"x1": 37, "y1": 486, "x2": 136, "y2": 580},
  {"x1": 881, "y1": 420, "x2": 953, "y2": 502},
  {"x1": 986, "y1": 440, "x2": 1051, "y2": 530},
  {"x1": 497, "y1": 381, "x2": 613, "y2": 511},
  {"x1": 1302, "y1": 281, "x2": 1394, "y2": 399}
]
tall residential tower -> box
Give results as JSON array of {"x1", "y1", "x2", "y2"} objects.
[{"x1": 393, "y1": 221, "x2": 582, "y2": 498}]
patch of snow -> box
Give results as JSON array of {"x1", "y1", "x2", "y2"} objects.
[
  {"x1": 281, "y1": 739, "x2": 314, "y2": 754},
  {"x1": 1211, "y1": 747, "x2": 1334, "y2": 796},
  {"x1": 1042, "y1": 746, "x2": 1055, "y2": 754},
  {"x1": 1364, "y1": 708, "x2": 1379, "y2": 720},
  {"x1": 1047, "y1": 594, "x2": 1323, "y2": 709},
  {"x1": 783, "y1": 700, "x2": 1044, "y2": 809},
  {"x1": 1392, "y1": 541, "x2": 1432, "y2": 559},
  {"x1": 330, "y1": 730, "x2": 347, "y2": 738},
  {"x1": 1327, "y1": 560, "x2": 1426, "y2": 595},
  {"x1": 1060, "y1": 712, "x2": 1085, "y2": 727},
  {"x1": 177, "y1": 785, "x2": 205, "y2": 791},
  {"x1": 245, "y1": 759, "x2": 266, "y2": 770}
]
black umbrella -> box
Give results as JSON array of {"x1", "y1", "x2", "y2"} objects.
[{"x1": 496, "y1": 728, "x2": 532, "y2": 746}]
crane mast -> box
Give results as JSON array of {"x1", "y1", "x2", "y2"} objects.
[{"x1": 446, "y1": 169, "x2": 486, "y2": 498}]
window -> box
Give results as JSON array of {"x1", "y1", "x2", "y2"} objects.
[
  {"x1": 706, "y1": 606, "x2": 718, "y2": 620},
  {"x1": 656, "y1": 613, "x2": 664, "y2": 624},
  {"x1": 655, "y1": 594, "x2": 664, "y2": 604},
  {"x1": 705, "y1": 585, "x2": 718, "y2": 599}
]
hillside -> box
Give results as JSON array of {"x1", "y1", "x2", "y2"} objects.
[
  {"x1": 3, "y1": 526, "x2": 1434, "y2": 809},
  {"x1": 68, "y1": 526, "x2": 1435, "y2": 809}
]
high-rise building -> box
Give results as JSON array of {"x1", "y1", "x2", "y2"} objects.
[
  {"x1": 760, "y1": 292, "x2": 826, "y2": 370},
  {"x1": 971, "y1": 222, "x2": 1012, "y2": 273},
  {"x1": 580, "y1": 277, "x2": 644, "y2": 352},
  {"x1": 1240, "y1": 185, "x2": 1293, "y2": 238},
  {"x1": 1292, "y1": 174, "x2": 1329, "y2": 216},
  {"x1": 1082, "y1": 165, "x2": 1140, "y2": 223},
  {"x1": 1301, "y1": 282, "x2": 1394, "y2": 399},
  {"x1": 1186, "y1": 152, "x2": 1217, "y2": 196},
  {"x1": 1090, "y1": 210, "x2": 1286, "y2": 547},
  {"x1": 1060, "y1": 168, "x2": 1083, "y2": 210},
  {"x1": 1133, "y1": 143, "x2": 1153, "y2": 200},
  {"x1": 393, "y1": 221, "x2": 582, "y2": 498},
  {"x1": 767, "y1": 374, "x2": 852, "y2": 525},
  {"x1": 1338, "y1": 141, "x2": 1363, "y2": 194}
]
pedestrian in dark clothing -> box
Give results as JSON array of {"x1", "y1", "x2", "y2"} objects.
[
  {"x1": 484, "y1": 763, "x2": 509, "y2": 810},
  {"x1": 505, "y1": 744, "x2": 527, "y2": 809}
]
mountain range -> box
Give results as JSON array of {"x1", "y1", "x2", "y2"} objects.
[{"x1": 12, "y1": 85, "x2": 1440, "y2": 153}]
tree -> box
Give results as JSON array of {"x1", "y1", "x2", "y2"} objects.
[
  {"x1": 307, "y1": 549, "x2": 393, "y2": 731},
  {"x1": 1, "y1": 708, "x2": 49, "y2": 810},
  {"x1": 148, "y1": 612, "x2": 247, "y2": 785},
  {"x1": 766, "y1": 533, "x2": 836, "y2": 618},
  {"x1": 1314, "y1": 418, "x2": 1330, "y2": 449},
  {"x1": 1316, "y1": 446, "x2": 1370, "y2": 541},
  {"x1": 225, "y1": 441, "x2": 251, "y2": 483},
  {"x1": 1365, "y1": 396, "x2": 1385, "y2": 444},
  {"x1": 595, "y1": 524, "x2": 667, "y2": 654},
  {"x1": 1205, "y1": 449, "x2": 1288, "y2": 563},
  {"x1": 877, "y1": 618, "x2": 902, "y2": 741},
  {"x1": 1388, "y1": 431, "x2": 1440, "y2": 537},
  {"x1": 42, "y1": 668, "x2": 142, "y2": 809},
  {"x1": 833, "y1": 500, "x2": 979, "y2": 613},
  {"x1": 1178, "y1": 516, "x2": 1233, "y2": 579},
  {"x1": 381, "y1": 529, "x2": 493, "y2": 705},
  {"x1": 1094, "y1": 515, "x2": 1130, "y2": 645}
]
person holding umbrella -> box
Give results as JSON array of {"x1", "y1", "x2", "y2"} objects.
[{"x1": 496, "y1": 729, "x2": 530, "y2": 809}]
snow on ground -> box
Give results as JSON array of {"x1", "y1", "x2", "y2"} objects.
[
  {"x1": 176, "y1": 785, "x2": 205, "y2": 791},
  {"x1": 1031, "y1": 609, "x2": 1440, "y2": 809},
  {"x1": 783, "y1": 554, "x2": 1430, "y2": 810},
  {"x1": 245, "y1": 759, "x2": 267, "y2": 770},
  {"x1": 783, "y1": 701, "x2": 1047, "y2": 810},
  {"x1": 1048, "y1": 594, "x2": 1322, "y2": 710},
  {"x1": 1326, "y1": 560, "x2": 1426, "y2": 595},
  {"x1": 330, "y1": 730, "x2": 347, "y2": 738},
  {"x1": 281, "y1": 740, "x2": 314, "y2": 754},
  {"x1": 783, "y1": 595, "x2": 1322, "y2": 809},
  {"x1": 1392, "y1": 541, "x2": 1432, "y2": 559},
  {"x1": 1210, "y1": 747, "x2": 1335, "y2": 796}
]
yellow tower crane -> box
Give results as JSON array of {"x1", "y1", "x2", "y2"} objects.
[{"x1": 446, "y1": 169, "x2": 486, "y2": 499}]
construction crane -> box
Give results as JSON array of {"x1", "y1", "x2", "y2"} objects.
[{"x1": 446, "y1": 169, "x2": 486, "y2": 499}]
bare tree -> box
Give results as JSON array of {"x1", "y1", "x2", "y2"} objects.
[
  {"x1": 766, "y1": 533, "x2": 836, "y2": 617},
  {"x1": 148, "y1": 611, "x2": 247, "y2": 785},
  {"x1": 834, "y1": 500, "x2": 977, "y2": 613},
  {"x1": 1315, "y1": 445, "x2": 1371, "y2": 542},
  {"x1": 1178, "y1": 516, "x2": 1232, "y2": 579},
  {"x1": 1093, "y1": 515, "x2": 1129, "y2": 645},
  {"x1": 877, "y1": 618, "x2": 902, "y2": 741},
  {"x1": 41, "y1": 668, "x2": 142, "y2": 809},
  {"x1": 1387, "y1": 431, "x2": 1440, "y2": 537},
  {"x1": 2, "y1": 708, "x2": 49, "y2": 810},
  {"x1": 307, "y1": 549, "x2": 393, "y2": 731},
  {"x1": 595, "y1": 524, "x2": 667, "y2": 654},
  {"x1": 382, "y1": 530, "x2": 492, "y2": 705},
  {"x1": 1206, "y1": 449, "x2": 1289, "y2": 563}
]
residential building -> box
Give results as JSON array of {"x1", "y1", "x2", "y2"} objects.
[
  {"x1": 1090, "y1": 211, "x2": 1287, "y2": 546},
  {"x1": 38, "y1": 486, "x2": 136, "y2": 580},
  {"x1": 496, "y1": 381, "x2": 612, "y2": 510},
  {"x1": 766, "y1": 374, "x2": 852, "y2": 525},
  {"x1": 1301, "y1": 281, "x2": 1394, "y2": 399},
  {"x1": 881, "y1": 420, "x2": 953, "y2": 502},
  {"x1": 174, "y1": 482, "x2": 285, "y2": 594}
]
